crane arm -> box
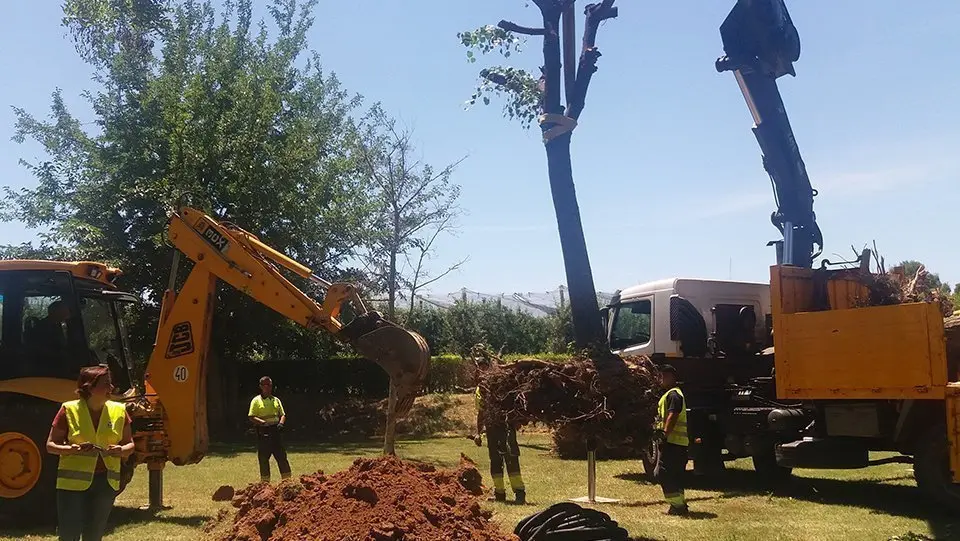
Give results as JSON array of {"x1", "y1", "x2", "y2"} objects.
[
  {"x1": 715, "y1": 0, "x2": 823, "y2": 268},
  {"x1": 144, "y1": 207, "x2": 428, "y2": 465}
]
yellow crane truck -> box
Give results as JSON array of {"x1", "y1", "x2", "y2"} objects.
[
  {"x1": 604, "y1": 0, "x2": 959, "y2": 510},
  {"x1": 0, "y1": 206, "x2": 430, "y2": 525}
]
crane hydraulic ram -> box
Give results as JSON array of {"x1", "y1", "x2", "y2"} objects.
[{"x1": 715, "y1": 0, "x2": 823, "y2": 269}]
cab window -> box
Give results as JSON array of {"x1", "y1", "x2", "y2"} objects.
[{"x1": 610, "y1": 299, "x2": 652, "y2": 350}]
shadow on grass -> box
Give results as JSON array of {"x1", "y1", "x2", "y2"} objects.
[
  {"x1": 617, "y1": 468, "x2": 959, "y2": 540},
  {"x1": 519, "y1": 442, "x2": 553, "y2": 453},
  {"x1": 2, "y1": 506, "x2": 211, "y2": 539},
  {"x1": 616, "y1": 495, "x2": 718, "y2": 508},
  {"x1": 107, "y1": 506, "x2": 211, "y2": 531},
  {"x1": 207, "y1": 439, "x2": 385, "y2": 458}
]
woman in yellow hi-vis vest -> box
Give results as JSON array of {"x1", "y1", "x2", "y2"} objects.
[
  {"x1": 654, "y1": 365, "x2": 689, "y2": 516},
  {"x1": 46, "y1": 365, "x2": 135, "y2": 541}
]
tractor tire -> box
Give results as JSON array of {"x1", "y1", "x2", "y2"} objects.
[
  {"x1": 640, "y1": 439, "x2": 659, "y2": 483},
  {"x1": 913, "y1": 423, "x2": 960, "y2": 512},
  {"x1": 752, "y1": 446, "x2": 792, "y2": 485},
  {"x1": 0, "y1": 394, "x2": 61, "y2": 527}
]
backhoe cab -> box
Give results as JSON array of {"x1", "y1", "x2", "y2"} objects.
[{"x1": 0, "y1": 261, "x2": 140, "y2": 523}]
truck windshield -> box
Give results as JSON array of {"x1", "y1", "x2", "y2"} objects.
[{"x1": 610, "y1": 299, "x2": 652, "y2": 350}]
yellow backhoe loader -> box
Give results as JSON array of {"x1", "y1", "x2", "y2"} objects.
[{"x1": 0, "y1": 206, "x2": 430, "y2": 525}]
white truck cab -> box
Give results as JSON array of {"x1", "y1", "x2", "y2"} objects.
[{"x1": 605, "y1": 277, "x2": 772, "y2": 359}]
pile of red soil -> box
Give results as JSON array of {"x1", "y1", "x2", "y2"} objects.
[
  {"x1": 212, "y1": 485, "x2": 235, "y2": 501},
  {"x1": 219, "y1": 454, "x2": 517, "y2": 541}
]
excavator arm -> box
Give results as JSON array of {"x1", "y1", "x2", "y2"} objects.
[
  {"x1": 715, "y1": 0, "x2": 823, "y2": 269},
  {"x1": 144, "y1": 207, "x2": 429, "y2": 465}
]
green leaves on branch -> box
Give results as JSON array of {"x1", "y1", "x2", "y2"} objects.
[
  {"x1": 466, "y1": 66, "x2": 541, "y2": 128},
  {"x1": 458, "y1": 25, "x2": 543, "y2": 128},
  {"x1": 457, "y1": 24, "x2": 525, "y2": 61}
]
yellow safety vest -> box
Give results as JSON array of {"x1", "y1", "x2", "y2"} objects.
[
  {"x1": 57, "y1": 399, "x2": 126, "y2": 491},
  {"x1": 249, "y1": 395, "x2": 285, "y2": 425},
  {"x1": 658, "y1": 387, "x2": 689, "y2": 447},
  {"x1": 475, "y1": 386, "x2": 482, "y2": 409}
]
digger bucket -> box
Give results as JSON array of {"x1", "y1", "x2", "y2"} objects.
[{"x1": 340, "y1": 317, "x2": 430, "y2": 417}]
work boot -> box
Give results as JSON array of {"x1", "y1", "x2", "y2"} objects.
[
  {"x1": 488, "y1": 491, "x2": 506, "y2": 502},
  {"x1": 666, "y1": 504, "x2": 689, "y2": 516},
  {"x1": 514, "y1": 490, "x2": 526, "y2": 505}
]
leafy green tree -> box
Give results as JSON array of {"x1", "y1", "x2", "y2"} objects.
[
  {"x1": 898, "y1": 260, "x2": 951, "y2": 294},
  {"x1": 4, "y1": 0, "x2": 378, "y2": 431},
  {"x1": 546, "y1": 302, "x2": 574, "y2": 354},
  {"x1": 458, "y1": 1, "x2": 619, "y2": 349},
  {"x1": 400, "y1": 305, "x2": 451, "y2": 356}
]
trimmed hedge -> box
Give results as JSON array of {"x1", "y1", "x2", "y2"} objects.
[
  {"x1": 236, "y1": 352, "x2": 575, "y2": 398},
  {"x1": 238, "y1": 355, "x2": 470, "y2": 398}
]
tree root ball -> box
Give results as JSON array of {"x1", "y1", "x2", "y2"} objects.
[{"x1": 474, "y1": 346, "x2": 660, "y2": 457}]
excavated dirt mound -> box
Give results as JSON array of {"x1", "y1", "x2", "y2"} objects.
[
  {"x1": 212, "y1": 485, "x2": 235, "y2": 501},
  {"x1": 219, "y1": 454, "x2": 517, "y2": 541}
]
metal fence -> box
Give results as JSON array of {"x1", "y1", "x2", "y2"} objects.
[{"x1": 380, "y1": 287, "x2": 615, "y2": 317}]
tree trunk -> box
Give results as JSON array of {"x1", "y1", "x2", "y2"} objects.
[
  {"x1": 543, "y1": 132, "x2": 604, "y2": 349},
  {"x1": 388, "y1": 217, "x2": 399, "y2": 320}
]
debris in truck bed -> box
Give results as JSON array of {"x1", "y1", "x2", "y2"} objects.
[
  {"x1": 862, "y1": 264, "x2": 955, "y2": 316},
  {"x1": 472, "y1": 345, "x2": 660, "y2": 457},
  {"x1": 218, "y1": 454, "x2": 517, "y2": 541},
  {"x1": 844, "y1": 248, "x2": 955, "y2": 316}
]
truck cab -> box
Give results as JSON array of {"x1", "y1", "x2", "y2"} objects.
[
  {"x1": 605, "y1": 277, "x2": 773, "y2": 359},
  {"x1": 604, "y1": 277, "x2": 781, "y2": 478}
]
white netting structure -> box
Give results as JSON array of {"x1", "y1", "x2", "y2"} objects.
[{"x1": 398, "y1": 287, "x2": 616, "y2": 317}]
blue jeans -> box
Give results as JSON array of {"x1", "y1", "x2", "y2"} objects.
[{"x1": 56, "y1": 473, "x2": 117, "y2": 541}]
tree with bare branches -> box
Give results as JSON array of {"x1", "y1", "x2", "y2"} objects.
[
  {"x1": 356, "y1": 105, "x2": 468, "y2": 320},
  {"x1": 458, "y1": 0, "x2": 618, "y2": 349}
]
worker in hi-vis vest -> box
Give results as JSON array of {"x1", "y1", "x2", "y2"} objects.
[
  {"x1": 473, "y1": 358, "x2": 526, "y2": 504},
  {"x1": 654, "y1": 364, "x2": 690, "y2": 516},
  {"x1": 46, "y1": 365, "x2": 135, "y2": 541},
  {"x1": 248, "y1": 376, "x2": 292, "y2": 482}
]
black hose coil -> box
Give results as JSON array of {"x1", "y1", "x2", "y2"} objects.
[{"x1": 514, "y1": 502, "x2": 631, "y2": 540}]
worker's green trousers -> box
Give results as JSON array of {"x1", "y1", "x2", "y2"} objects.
[{"x1": 486, "y1": 424, "x2": 525, "y2": 495}]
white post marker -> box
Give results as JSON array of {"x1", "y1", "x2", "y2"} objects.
[
  {"x1": 570, "y1": 442, "x2": 620, "y2": 504},
  {"x1": 382, "y1": 380, "x2": 398, "y2": 456}
]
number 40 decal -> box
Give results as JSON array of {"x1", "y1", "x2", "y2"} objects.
[{"x1": 174, "y1": 365, "x2": 189, "y2": 383}]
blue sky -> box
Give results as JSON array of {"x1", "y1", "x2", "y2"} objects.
[{"x1": 1, "y1": 1, "x2": 958, "y2": 297}]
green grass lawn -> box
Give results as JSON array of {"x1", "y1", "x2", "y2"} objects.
[{"x1": 4, "y1": 433, "x2": 955, "y2": 541}]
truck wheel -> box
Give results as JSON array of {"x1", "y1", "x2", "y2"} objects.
[
  {"x1": 752, "y1": 448, "x2": 792, "y2": 485},
  {"x1": 640, "y1": 439, "x2": 659, "y2": 482},
  {"x1": 913, "y1": 423, "x2": 960, "y2": 512},
  {"x1": 0, "y1": 397, "x2": 60, "y2": 527}
]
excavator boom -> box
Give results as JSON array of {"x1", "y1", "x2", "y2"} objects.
[{"x1": 145, "y1": 207, "x2": 429, "y2": 464}]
